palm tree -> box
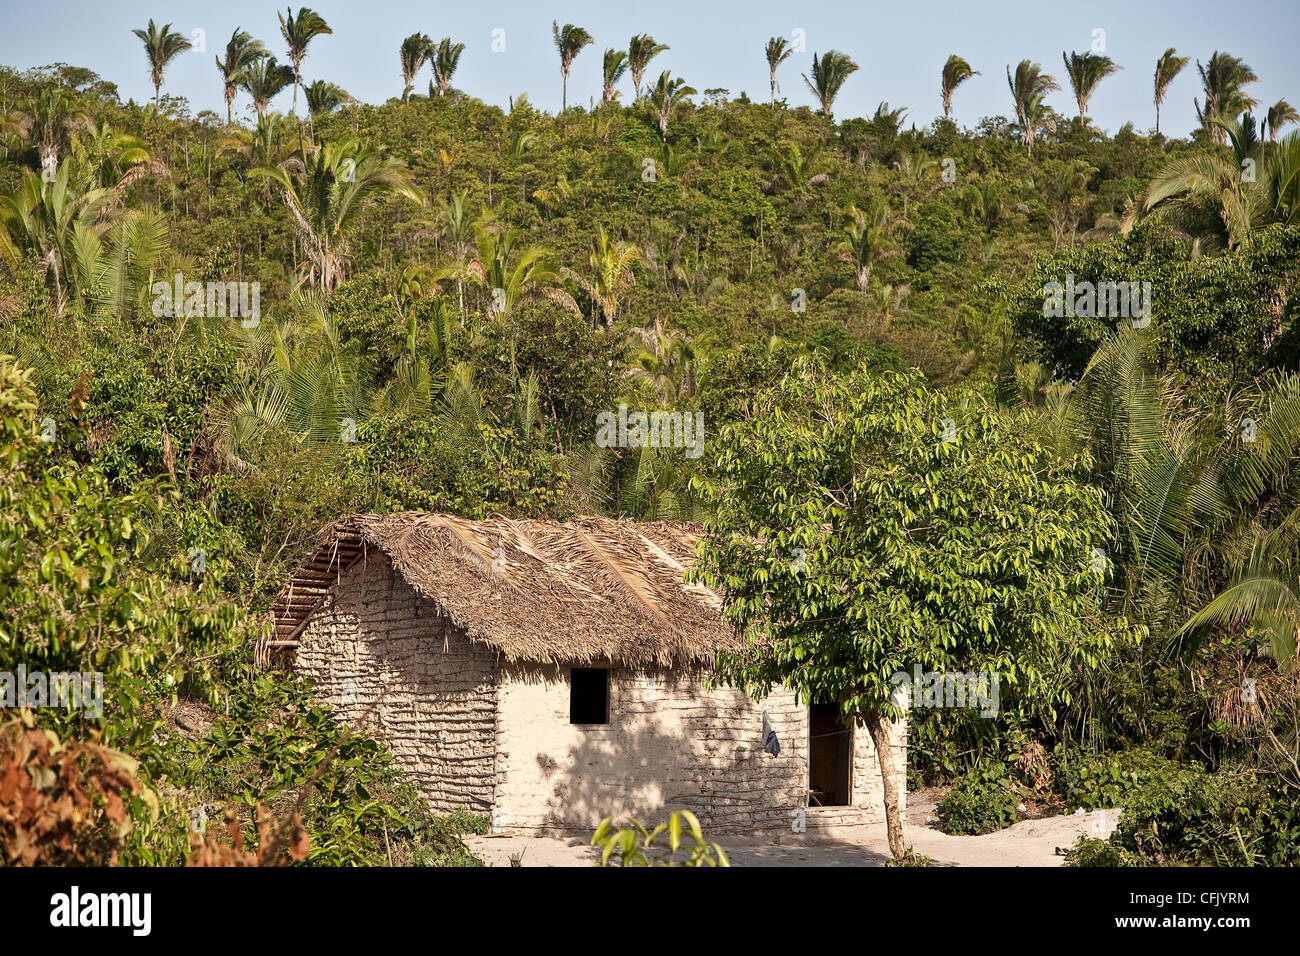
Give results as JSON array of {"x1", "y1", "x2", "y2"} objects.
[
  {"x1": 431, "y1": 37, "x2": 465, "y2": 96},
  {"x1": 1266, "y1": 99, "x2": 1299, "y2": 143},
  {"x1": 3, "y1": 87, "x2": 90, "y2": 172},
  {"x1": 305, "y1": 80, "x2": 353, "y2": 118},
  {"x1": 1007, "y1": 60, "x2": 1060, "y2": 155},
  {"x1": 647, "y1": 71, "x2": 696, "y2": 142},
  {"x1": 215, "y1": 29, "x2": 268, "y2": 126},
  {"x1": 1062, "y1": 50, "x2": 1120, "y2": 118},
  {"x1": 627, "y1": 315, "x2": 704, "y2": 405},
  {"x1": 241, "y1": 57, "x2": 295, "y2": 120},
  {"x1": 940, "y1": 54, "x2": 979, "y2": 120},
  {"x1": 765, "y1": 37, "x2": 794, "y2": 109},
  {"x1": 278, "y1": 7, "x2": 332, "y2": 117},
  {"x1": 628, "y1": 34, "x2": 669, "y2": 102},
  {"x1": 73, "y1": 121, "x2": 158, "y2": 189},
  {"x1": 1052, "y1": 329, "x2": 1300, "y2": 664},
  {"x1": 1196, "y1": 52, "x2": 1259, "y2": 144},
  {"x1": 562, "y1": 227, "x2": 639, "y2": 326},
  {"x1": 601, "y1": 49, "x2": 629, "y2": 107},
  {"x1": 1154, "y1": 48, "x2": 1189, "y2": 134},
  {"x1": 552, "y1": 21, "x2": 594, "y2": 112},
  {"x1": 250, "y1": 137, "x2": 423, "y2": 290},
  {"x1": 399, "y1": 33, "x2": 433, "y2": 102},
  {"x1": 836, "y1": 199, "x2": 897, "y2": 291},
  {"x1": 131, "y1": 20, "x2": 192, "y2": 108},
  {"x1": 0, "y1": 159, "x2": 115, "y2": 313},
  {"x1": 464, "y1": 223, "x2": 580, "y2": 318},
  {"x1": 1122, "y1": 124, "x2": 1300, "y2": 253},
  {"x1": 802, "y1": 50, "x2": 858, "y2": 121}
]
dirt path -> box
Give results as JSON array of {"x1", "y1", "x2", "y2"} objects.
[{"x1": 464, "y1": 790, "x2": 1121, "y2": 867}]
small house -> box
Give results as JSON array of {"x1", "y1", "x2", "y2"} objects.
[{"x1": 271, "y1": 513, "x2": 906, "y2": 834}]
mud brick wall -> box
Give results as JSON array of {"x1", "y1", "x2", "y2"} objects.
[
  {"x1": 493, "y1": 663, "x2": 906, "y2": 833},
  {"x1": 293, "y1": 553, "x2": 498, "y2": 814}
]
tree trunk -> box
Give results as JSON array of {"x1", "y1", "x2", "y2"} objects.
[{"x1": 865, "y1": 712, "x2": 905, "y2": 861}]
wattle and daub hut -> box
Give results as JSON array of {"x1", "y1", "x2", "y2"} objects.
[{"x1": 272, "y1": 513, "x2": 906, "y2": 833}]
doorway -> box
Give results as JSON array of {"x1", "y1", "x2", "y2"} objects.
[{"x1": 808, "y1": 704, "x2": 852, "y2": 806}]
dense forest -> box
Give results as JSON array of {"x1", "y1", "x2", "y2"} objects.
[{"x1": 2, "y1": 11, "x2": 1300, "y2": 867}]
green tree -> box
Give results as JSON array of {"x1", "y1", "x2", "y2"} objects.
[
  {"x1": 689, "y1": 362, "x2": 1135, "y2": 860},
  {"x1": 431, "y1": 37, "x2": 465, "y2": 97},
  {"x1": 628, "y1": 34, "x2": 669, "y2": 102},
  {"x1": 802, "y1": 50, "x2": 858, "y2": 121},
  {"x1": 240, "y1": 56, "x2": 294, "y2": 120},
  {"x1": 552, "y1": 21, "x2": 594, "y2": 112},
  {"x1": 1007, "y1": 59, "x2": 1060, "y2": 154},
  {"x1": 215, "y1": 28, "x2": 268, "y2": 125},
  {"x1": 1062, "y1": 51, "x2": 1120, "y2": 119},
  {"x1": 304, "y1": 80, "x2": 352, "y2": 118},
  {"x1": 765, "y1": 37, "x2": 794, "y2": 109},
  {"x1": 1196, "y1": 51, "x2": 1259, "y2": 144},
  {"x1": 131, "y1": 19, "x2": 192, "y2": 109},
  {"x1": 1266, "y1": 99, "x2": 1299, "y2": 143},
  {"x1": 278, "y1": 6, "x2": 333, "y2": 118},
  {"x1": 940, "y1": 54, "x2": 979, "y2": 120},
  {"x1": 646, "y1": 70, "x2": 695, "y2": 142},
  {"x1": 601, "y1": 49, "x2": 628, "y2": 107},
  {"x1": 1154, "y1": 48, "x2": 1189, "y2": 134},
  {"x1": 250, "y1": 136, "x2": 422, "y2": 290},
  {"x1": 399, "y1": 33, "x2": 432, "y2": 103}
]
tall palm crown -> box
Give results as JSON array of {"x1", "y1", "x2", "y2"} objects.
[
  {"x1": 552, "y1": 22, "x2": 594, "y2": 112},
  {"x1": 802, "y1": 50, "x2": 859, "y2": 121},
  {"x1": 399, "y1": 33, "x2": 433, "y2": 102},
  {"x1": 602, "y1": 49, "x2": 629, "y2": 107},
  {"x1": 1153, "y1": 48, "x2": 1189, "y2": 134},
  {"x1": 628, "y1": 34, "x2": 670, "y2": 102},
  {"x1": 940, "y1": 54, "x2": 979, "y2": 119},
  {"x1": 305, "y1": 80, "x2": 352, "y2": 118},
  {"x1": 647, "y1": 70, "x2": 696, "y2": 142},
  {"x1": 1062, "y1": 50, "x2": 1120, "y2": 118},
  {"x1": 215, "y1": 29, "x2": 268, "y2": 126},
  {"x1": 6, "y1": 87, "x2": 90, "y2": 171},
  {"x1": 241, "y1": 57, "x2": 295, "y2": 119},
  {"x1": 250, "y1": 136, "x2": 422, "y2": 290},
  {"x1": 1265, "y1": 99, "x2": 1299, "y2": 143},
  {"x1": 431, "y1": 38, "x2": 465, "y2": 96},
  {"x1": 1006, "y1": 59, "x2": 1060, "y2": 154},
  {"x1": 278, "y1": 7, "x2": 333, "y2": 117},
  {"x1": 1196, "y1": 51, "x2": 1259, "y2": 144},
  {"x1": 131, "y1": 20, "x2": 192, "y2": 108},
  {"x1": 765, "y1": 37, "x2": 794, "y2": 108}
]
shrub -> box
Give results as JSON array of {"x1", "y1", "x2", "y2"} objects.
[{"x1": 937, "y1": 763, "x2": 1020, "y2": 835}]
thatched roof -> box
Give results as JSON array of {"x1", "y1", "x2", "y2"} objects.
[{"x1": 271, "y1": 513, "x2": 744, "y2": 667}]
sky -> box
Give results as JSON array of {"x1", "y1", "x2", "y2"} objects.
[{"x1": 0, "y1": 0, "x2": 1297, "y2": 138}]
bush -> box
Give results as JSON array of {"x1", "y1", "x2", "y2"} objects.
[
  {"x1": 1052, "y1": 747, "x2": 1188, "y2": 812},
  {"x1": 1067, "y1": 768, "x2": 1300, "y2": 867},
  {"x1": 937, "y1": 763, "x2": 1020, "y2": 835}
]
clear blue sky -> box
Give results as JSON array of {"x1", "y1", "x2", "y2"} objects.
[{"x1": 0, "y1": 0, "x2": 1296, "y2": 137}]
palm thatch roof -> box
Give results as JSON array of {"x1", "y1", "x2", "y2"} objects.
[{"x1": 270, "y1": 513, "x2": 744, "y2": 667}]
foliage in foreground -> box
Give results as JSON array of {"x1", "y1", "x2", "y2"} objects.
[{"x1": 591, "y1": 811, "x2": 730, "y2": 867}]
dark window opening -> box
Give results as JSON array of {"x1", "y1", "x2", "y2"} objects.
[
  {"x1": 808, "y1": 703, "x2": 852, "y2": 806},
  {"x1": 570, "y1": 668, "x2": 610, "y2": 724}
]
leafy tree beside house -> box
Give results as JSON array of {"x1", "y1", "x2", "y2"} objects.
[{"x1": 689, "y1": 361, "x2": 1139, "y2": 860}]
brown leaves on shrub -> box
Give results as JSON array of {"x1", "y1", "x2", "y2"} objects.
[
  {"x1": 0, "y1": 716, "x2": 155, "y2": 866},
  {"x1": 186, "y1": 803, "x2": 311, "y2": 867}
]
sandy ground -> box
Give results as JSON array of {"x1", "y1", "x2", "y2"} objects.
[{"x1": 464, "y1": 790, "x2": 1122, "y2": 867}]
